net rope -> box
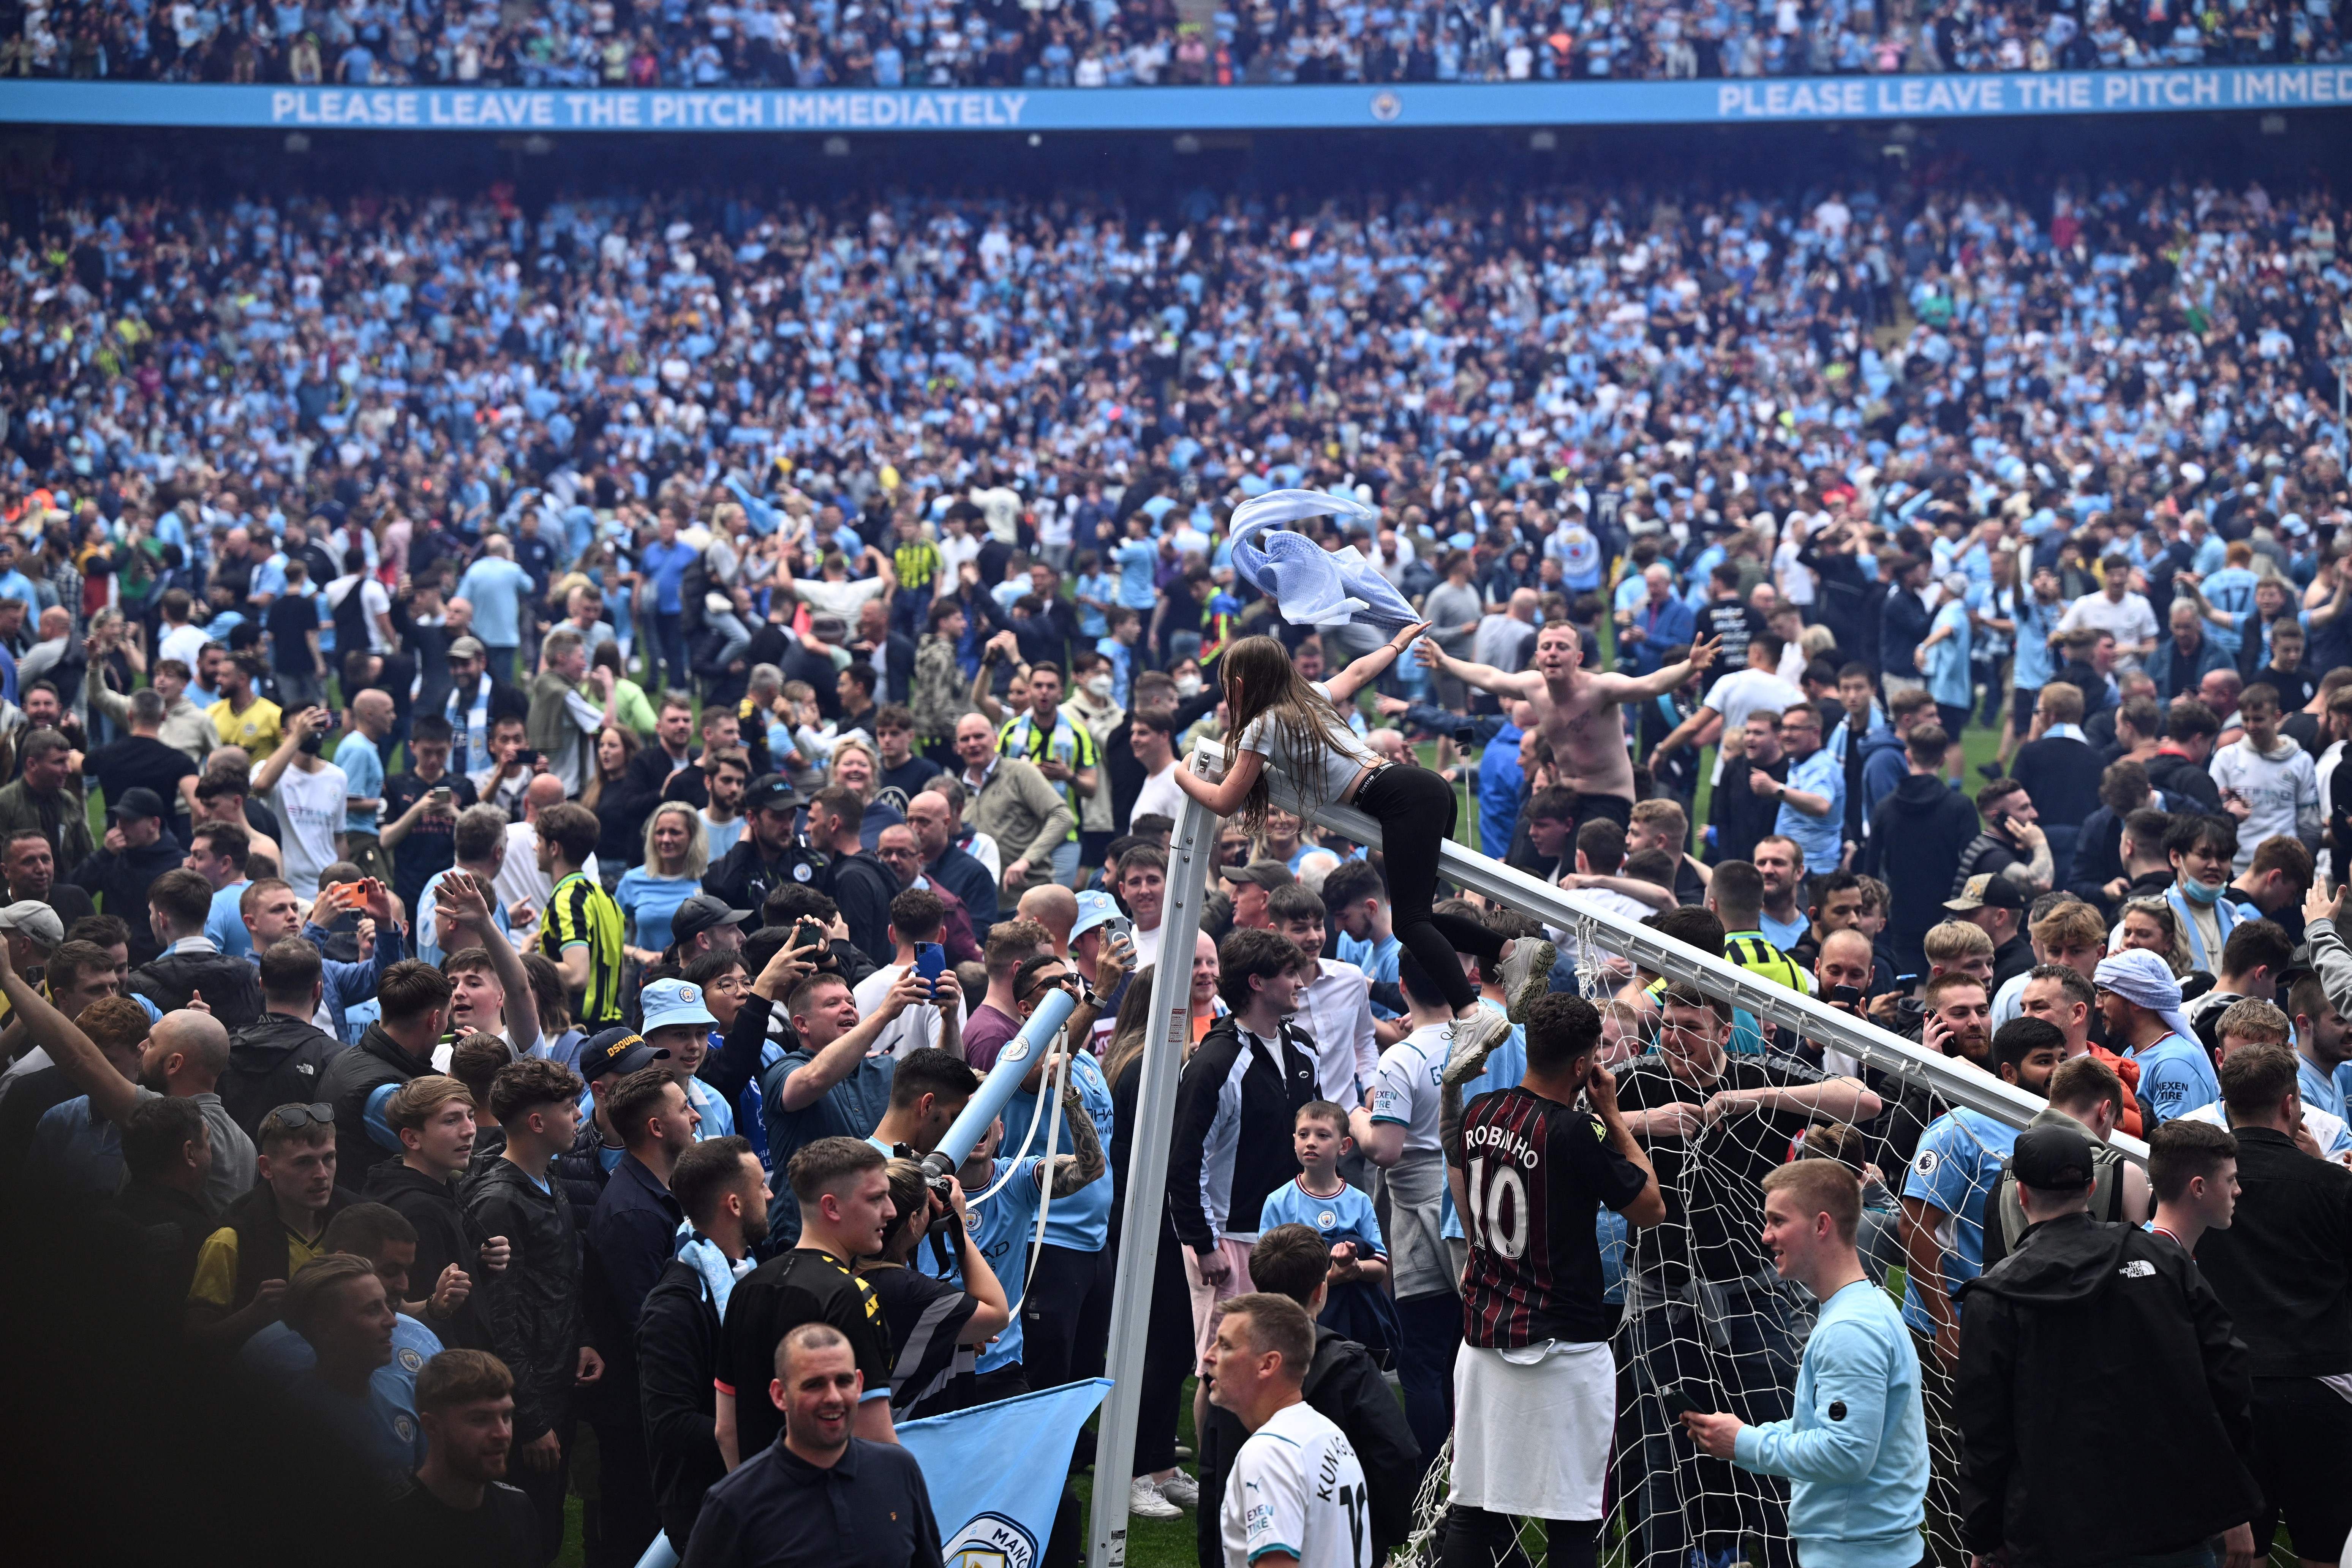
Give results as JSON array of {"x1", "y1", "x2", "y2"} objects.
[{"x1": 1392, "y1": 909, "x2": 2023, "y2": 1568}]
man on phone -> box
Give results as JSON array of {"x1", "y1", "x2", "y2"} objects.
[
  {"x1": 382, "y1": 714, "x2": 481, "y2": 921},
  {"x1": 849, "y1": 888, "x2": 966, "y2": 1062}
]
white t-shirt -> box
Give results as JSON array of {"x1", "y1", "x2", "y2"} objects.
[
  {"x1": 1130, "y1": 762, "x2": 1185, "y2": 833},
  {"x1": 1699, "y1": 669, "x2": 1807, "y2": 783},
  {"x1": 852, "y1": 961, "x2": 967, "y2": 1060},
  {"x1": 1239, "y1": 681, "x2": 1380, "y2": 803},
  {"x1": 1219, "y1": 1401, "x2": 1370, "y2": 1568},
  {"x1": 2056, "y1": 590, "x2": 2159, "y2": 672},
  {"x1": 159, "y1": 621, "x2": 211, "y2": 672},
  {"x1": 1368, "y1": 1021, "x2": 1449, "y2": 1155},
  {"x1": 266, "y1": 761, "x2": 350, "y2": 902},
  {"x1": 327, "y1": 574, "x2": 395, "y2": 653},
  {"x1": 1130, "y1": 918, "x2": 1163, "y2": 975}
]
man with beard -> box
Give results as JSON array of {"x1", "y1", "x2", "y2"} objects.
[{"x1": 390, "y1": 1349, "x2": 544, "y2": 1567}]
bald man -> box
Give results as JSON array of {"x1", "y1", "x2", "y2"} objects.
[
  {"x1": 1018, "y1": 884, "x2": 1079, "y2": 956},
  {"x1": 495, "y1": 774, "x2": 597, "y2": 948},
  {"x1": 336, "y1": 689, "x2": 398, "y2": 884}
]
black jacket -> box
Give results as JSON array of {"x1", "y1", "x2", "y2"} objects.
[
  {"x1": 584, "y1": 1153, "x2": 684, "y2": 1400},
  {"x1": 1165, "y1": 1015, "x2": 1318, "y2": 1252},
  {"x1": 2145, "y1": 748, "x2": 2223, "y2": 813},
  {"x1": 68, "y1": 830, "x2": 187, "y2": 966},
  {"x1": 363, "y1": 1155, "x2": 489, "y2": 1350},
  {"x1": 462, "y1": 1153, "x2": 588, "y2": 1443},
  {"x1": 1879, "y1": 585, "x2": 1933, "y2": 678},
  {"x1": 2009, "y1": 734, "x2": 2102, "y2": 831},
  {"x1": 1956, "y1": 1214, "x2": 2259, "y2": 1567},
  {"x1": 319, "y1": 1023, "x2": 433, "y2": 1187},
  {"x1": 1862, "y1": 773, "x2": 1983, "y2": 970},
  {"x1": 220, "y1": 1010, "x2": 346, "y2": 1140},
  {"x1": 133, "y1": 946, "x2": 265, "y2": 1033},
  {"x1": 821, "y1": 849, "x2": 897, "y2": 966},
  {"x1": 1708, "y1": 752, "x2": 1786, "y2": 868},
  {"x1": 701, "y1": 834, "x2": 828, "y2": 920},
  {"x1": 2193, "y1": 1124, "x2": 2352, "y2": 1378},
  {"x1": 555, "y1": 1118, "x2": 620, "y2": 1236},
  {"x1": 219, "y1": 1181, "x2": 360, "y2": 1320},
  {"x1": 640, "y1": 1254, "x2": 727, "y2": 1554},
  {"x1": 1196, "y1": 1326, "x2": 1421, "y2": 1568}
]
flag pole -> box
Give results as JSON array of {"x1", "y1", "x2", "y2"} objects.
[{"x1": 1086, "y1": 787, "x2": 1217, "y2": 1568}]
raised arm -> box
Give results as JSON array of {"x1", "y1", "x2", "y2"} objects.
[
  {"x1": 1592, "y1": 634, "x2": 1721, "y2": 703},
  {"x1": 0, "y1": 938, "x2": 135, "y2": 1125},
  {"x1": 431, "y1": 871, "x2": 539, "y2": 1057},
  {"x1": 1413, "y1": 637, "x2": 1543, "y2": 700},
  {"x1": 779, "y1": 967, "x2": 928, "y2": 1111},
  {"x1": 1322, "y1": 622, "x2": 1430, "y2": 705},
  {"x1": 254, "y1": 705, "x2": 332, "y2": 798}
]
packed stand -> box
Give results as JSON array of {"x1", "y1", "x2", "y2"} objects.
[
  {"x1": 2, "y1": 0, "x2": 2341, "y2": 86},
  {"x1": 1, "y1": 169, "x2": 2351, "y2": 1568}
]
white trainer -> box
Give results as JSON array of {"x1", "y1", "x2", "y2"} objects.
[
  {"x1": 1129, "y1": 1474, "x2": 1182, "y2": 1520},
  {"x1": 1442, "y1": 1007, "x2": 1514, "y2": 1089},
  {"x1": 1156, "y1": 1470, "x2": 1201, "y2": 1511},
  {"x1": 1496, "y1": 938, "x2": 1558, "y2": 1023}
]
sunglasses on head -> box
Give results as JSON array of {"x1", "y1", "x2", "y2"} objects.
[{"x1": 267, "y1": 1102, "x2": 336, "y2": 1131}]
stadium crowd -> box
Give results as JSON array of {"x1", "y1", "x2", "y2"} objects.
[
  {"x1": 2, "y1": 0, "x2": 2342, "y2": 87},
  {"x1": 0, "y1": 158, "x2": 2350, "y2": 1568}
]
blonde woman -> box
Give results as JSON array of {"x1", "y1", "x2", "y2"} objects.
[
  {"x1": 2110, "y1": 896, "x2": 2193, "y2": 978},
  {"x1": 615, "y1": 801, "x2": 709, "y2": 963}
]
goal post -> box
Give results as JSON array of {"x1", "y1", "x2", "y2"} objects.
[{"x1": 1086, "y1": 746, "x2": 2141, "y2": 1568}]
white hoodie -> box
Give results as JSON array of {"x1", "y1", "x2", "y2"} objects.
[{"x1": 2208, "y1": 733, "x2": 2320, "y2": 872}]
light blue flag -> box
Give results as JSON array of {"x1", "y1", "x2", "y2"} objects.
[
  {"x1": 1228, "y1": 488, "x2": 1423, "y2": 632},
  {"x1": 901, "y1": 1378, "x2": 1112, "y2": 1568},
  {"x1": 629, "y1": 1378, "x2": 1113, "y2": 1568}
]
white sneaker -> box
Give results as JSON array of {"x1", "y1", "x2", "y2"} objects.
[
  {"x1": 1129, "y1": 1475, "x2": 1182, "y2": 1520},
  {"x1": 1442, "y1": 1007, "x2": 1514, "y2": 1089},
  {"x1": 1156, "y1": 1470, "x2": 1201, "y2": 1511},
  {"x1": 1496, "y1": 938, "x2": 1558, "y2": 1023}
]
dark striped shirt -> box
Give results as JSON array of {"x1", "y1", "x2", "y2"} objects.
[
  {"x1": 539, "y1": 870, "x2": 627, "y2": 1027},
  {"x1": 1458, "y1": 1085, "x2": 1650, "y2": 1348}
]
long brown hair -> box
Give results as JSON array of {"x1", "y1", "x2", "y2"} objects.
[
  {"x1": 1101, "y1": 963, "x2": 1165, "y2": 1091},
  {"x1": 1217, "y1": 635, "x2": 1358, "y2": 829}
]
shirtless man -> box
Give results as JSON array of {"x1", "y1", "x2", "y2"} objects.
[{"x1": 1419, "y1": 620, "x2": 1720, "y2": 830}]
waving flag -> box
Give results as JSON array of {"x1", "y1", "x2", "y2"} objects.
[
  {"x1": 1227, "y1": 488, "x2": 1423, "y2": 631},
  {"x1": 632, "y1": 1378, "x2": 1113, "y2": 1568},
  {"x1": 902, "y1": 1379, "x2": 1111, "y2": 1568}
]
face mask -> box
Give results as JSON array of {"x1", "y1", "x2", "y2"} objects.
[
  {"x1": 1085, "y1": 675, "x2": 1113, "y2": 699},
  {"x1": 2179, "y1": 876, "x2": 2224, "y2": 905},
  {"x1": 1174, "y1": 673, "x2": 1203, "y2": 698}
]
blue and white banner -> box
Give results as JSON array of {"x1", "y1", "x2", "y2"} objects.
[
  {"x1": 900, "y1": 1378, "x2": 1111, "y2": 1568},
  {"x1": 0, "y1": 65, "x2": 2346, "y2": 133}
]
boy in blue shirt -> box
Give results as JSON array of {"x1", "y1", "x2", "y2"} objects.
[
  {"x1": 1683, "y1": 1159, "x2": 1927, "y2": 1568},
  {"x1": 1260, "y1": 1100, "x2": 1393, "y2": 1360}
]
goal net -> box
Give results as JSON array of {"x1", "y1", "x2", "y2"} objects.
[{"x1": 1388, "y1": 905, "x2": 2073, "y2": 1568}]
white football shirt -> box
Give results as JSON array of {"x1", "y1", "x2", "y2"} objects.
[{"x1": 1219, "y1": 1400, "x2": 1371, "y2": 1568}]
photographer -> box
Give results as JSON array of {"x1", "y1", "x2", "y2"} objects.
[{"x1": 857, "y1": 1155, "x2": 1012, "y2": 1419}]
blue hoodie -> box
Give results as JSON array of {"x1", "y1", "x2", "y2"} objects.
[
  {"x1": 1855, "y1": 724, "x2": 1909, "y2": 820},
  {"x1": 1732, "y1": 1277, "x2": 1929, "y2": 1568}
]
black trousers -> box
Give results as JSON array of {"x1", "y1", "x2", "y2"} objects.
[
  {"x1": 1443, "y1": 1506, "x2": 1600, "y2": 1568},
  {"x1": 585, "y1": 1405, "x2": 660, "y2": 1568},
  {"x1": 1354, "y1": 765, "x2": 1505, "y2": 1015},
  {"x1": 509, "y1": 1416, "x2": 574, "y2": 1567},
  {"x1": 1021, "y1": 1241, "x2": 1116, "y2": 1392},
  {"x1": 1135, "y1": 1222, "x2": 1196, "y2": 1475}
]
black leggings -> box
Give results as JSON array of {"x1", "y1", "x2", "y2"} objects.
[
  {"x1": 1442, "y1": 1505, "x2": 1600, "y2": 1568},
  {"x1": 1355, "y1": 764, "x2": 1505, "y2": 1015}
]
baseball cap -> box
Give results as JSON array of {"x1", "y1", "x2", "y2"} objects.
[
  {"x1": 1944, "y1": 874, "x2": 2026, "y2": 914},
  {"x1": 1071, "y1": 888, "x2": 1123, "y2": 939},
  {"x1": 0, "y1": 900, "x2": 64, "y2": 948},
  {"x1": 1219, "y1": 858, "x2": 1296, "y2": 890},
  {"x1": 449, "y1": 635, "x2": 488, "y2": 661},
  {"x1": 577, "y1": 1026, "x2": 671, "y2": 1082},
  {"x1": 673, "y1": 893, "x2": 751, "y2": 944},
  {"x1": 106, "y1": 787, "x2": 167, "y2": 824},
  {"x1": 641, "y1": 977, "x2": 721, "y2": 1034},
  {"x1": 744, "y1": 773, "x2": 801, "y2": 814},
  {"x1": 2011, "y1": 1123, "x2": 2096, "y2": 1193}
]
